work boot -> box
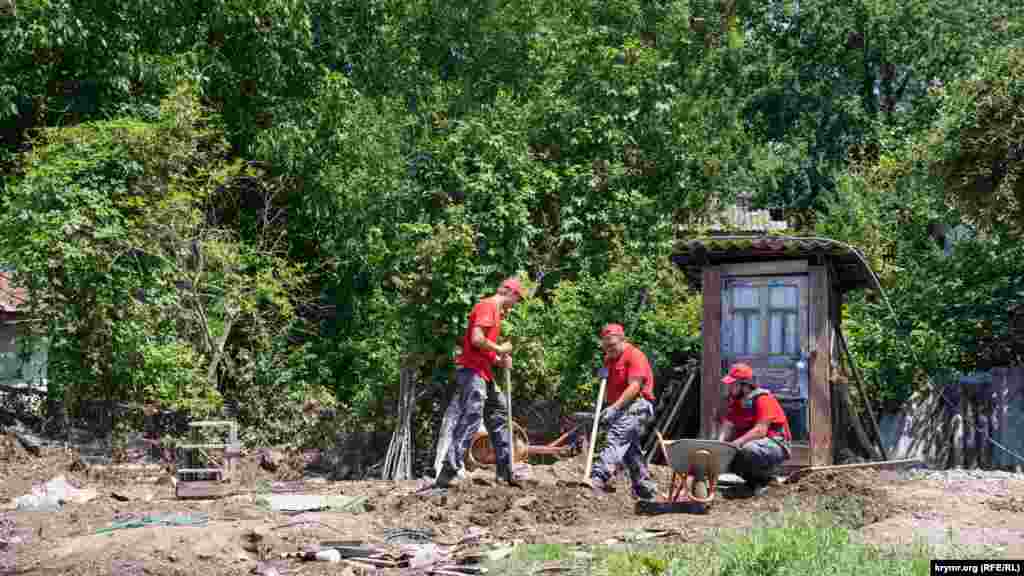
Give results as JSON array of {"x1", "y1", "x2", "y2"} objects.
[
  {"x1": 590, "y1": 476, "x2": 614, "y2": 494},
  {"x1": 746, "y1": 480, "x2": 769, "y2": 497},
  {"x1": 432, "y1": 465, "x2": 458, "y2": 489},
  {"x1": 496, "y1": 463, "x2": 522, "y2": 488}
]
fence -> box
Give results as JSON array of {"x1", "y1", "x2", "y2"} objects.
[{"x1": 878, "y1": 367, "x2": 1024, "y2": 471}]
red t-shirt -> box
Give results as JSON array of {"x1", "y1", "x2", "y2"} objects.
[
  {"x1": 454, "y1": 297, "x2": 502, "y2": 382},
  {"x1": 723, "y1": 390, "x2": 792, "y2": 441},
  {"x1": 603, "y1": 343, "x2": 655, "y2": 405}
]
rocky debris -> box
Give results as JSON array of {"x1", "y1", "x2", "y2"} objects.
[
  {"x1": 513, "y1": 495, "x2": 538, "y2": 509},
  {"x1": 987, "y1": 495, "x2": 1024, "y2": 513},
  {"x1": 280, "y1": 529, "x2": 493, "y2": 575},
  {"x1": 259, "y1": 449, "x2": 284, "y2": 473},
  {"x1": 0, "y1": 515, "x2": 28, "y2": 575},
  {"x1": 789, "y1": 469, "x2": 897, "y2": 528},
  {"x1": 0, "y1": 433, "x2": 30, "y2": 462},
  {"x1": 11, "y1": 475, "x2": 99, "y2": 511}
]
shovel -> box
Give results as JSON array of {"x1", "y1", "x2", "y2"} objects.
[
  {"x1": 504, "y1": 364, "x2": 521, "y2": 487},
  {"x1": 579, "y1": 367, "x2": 608, "y2": 487}
]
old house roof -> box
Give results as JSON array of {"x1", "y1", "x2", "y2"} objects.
[
  {"x1": 671, "y1": 233, "x2": 876, "y2": 294},
  {"x1": 0, "y1": 271, "x2": 27, "y2": 313}
]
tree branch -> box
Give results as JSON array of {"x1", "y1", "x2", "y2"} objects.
[{"x1": 206, "y1": 311, "x2": 237, "y2": 386}]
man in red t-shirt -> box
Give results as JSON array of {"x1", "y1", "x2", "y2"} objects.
[
  {"x1": 589, "y1": 324, "x2": 658, "y2": 500},
  {"x1": 433, "y1": 277, "x2": 524, "y2": 489},
  {"x1": 717, "y1": 363, "x2": 792, "y2": 496}
]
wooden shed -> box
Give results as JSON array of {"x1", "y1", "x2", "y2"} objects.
[{"x1": 671, "y1": 233, "x2": 874, "y2": 468}]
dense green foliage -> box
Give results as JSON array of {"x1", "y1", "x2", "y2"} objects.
[{"x1": 1, "y1": 0, "x2": 1022, "y2": 443}]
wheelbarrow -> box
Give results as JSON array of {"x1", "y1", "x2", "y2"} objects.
[
  {"x1": 466, "y1": 420, "x2": 587, "y2": 470},
  {"x1": 651, "y1": 433, "x2": 739, "y2": 507}
]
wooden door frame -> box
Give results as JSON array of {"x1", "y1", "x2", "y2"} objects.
[{"x1": 701, "y1": 262, "x2": 831, "y2": 468}]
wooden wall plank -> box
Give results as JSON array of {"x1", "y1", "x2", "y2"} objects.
[
  {"x1": 701, "y1": 267, "x2": 722, "y2": 439},
  {"x1": 808, "y1": 266, "x2": 832, "y2": 467},
  {"x1": 720, "y1": 260, "x2": 808, "y2": 277}
]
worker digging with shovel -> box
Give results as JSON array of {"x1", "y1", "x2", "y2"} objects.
[
  {"x1": 432, "y1": 277, "x2": 524, "y2": 490},
  {"x1": 588, "y1": 324, "x2": 659, "y2": 501}
]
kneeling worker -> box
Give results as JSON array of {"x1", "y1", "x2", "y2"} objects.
[
  {"x1": 717, "y1": 363, "x2": 791, "y2": 496},
  {"x1": 590, "y1": 324, "x2": 658, "y2": 500}
]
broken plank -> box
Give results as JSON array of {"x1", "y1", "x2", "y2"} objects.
[
  {"x1": 786, "y1": 458, "x2": 923, "y2": 483},
  {"x1": 11, "y1": 429, "x2": 43, "y2": 456},
  {"x1": 175, "y1": 481, "x2": 234, "y2": 499}
]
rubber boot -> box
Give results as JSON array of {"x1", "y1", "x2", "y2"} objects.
[
  {"x1": 496, "y1": 463, "x2": 522, "y2": 488},
  {"x1": 433, "y1": 464, "x2": 458, "y2": 489}
]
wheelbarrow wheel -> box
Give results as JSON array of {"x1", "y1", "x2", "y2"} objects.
[{"x1": 465, "y1": 422, "x2": 529, "y2": 471}]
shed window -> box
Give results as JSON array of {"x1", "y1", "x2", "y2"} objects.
[{"x1": 721, "y1": 275, "x2": 810, "y2": 444}]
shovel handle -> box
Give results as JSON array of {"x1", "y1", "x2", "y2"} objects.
[
  {"x1": 505, "y1": 366, "x2": 514, "y2": 468},
  {"x1": 582, "y1": 378, "x2": 607, "y2": 484}
]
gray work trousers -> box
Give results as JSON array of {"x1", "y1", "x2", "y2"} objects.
[
  {"x1": 443, "y1": 368, "x2": 511, "y2": 475},
  {"x1": 591, "y1": 398, "x2": 655, "y2": 492},
  {"x1": 729, "y1": 437, "x2": 789, "y2": 485}
]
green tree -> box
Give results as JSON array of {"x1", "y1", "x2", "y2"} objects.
[{"x1": 0, "y1": 84, "x2": 316, "y2": 428}]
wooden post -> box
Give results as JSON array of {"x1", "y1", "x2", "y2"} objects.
[
  {"x1": 808, "y1": 267, "x2": 832, "y2": 467},
  {"x1": 701, "y1": 267, "x2": 722, "y2": 439}
]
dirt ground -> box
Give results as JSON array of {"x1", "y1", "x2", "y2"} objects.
[{"x1": 3, "y1": 435, "x2": 1024, "y2": 575}]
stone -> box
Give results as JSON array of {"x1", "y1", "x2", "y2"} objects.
[
  {"x1": 512, "y1": 496, "x2": 537, "y2": 509},
  {"x1": 259, "y1": 450, "x2": 284, "y2": 473}
]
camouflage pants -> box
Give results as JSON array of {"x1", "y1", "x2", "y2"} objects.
[
  {"x1": 442, "y1": 368, "x2": 511, "y2": 476},
  {"x1": 729, "y1": 437, "x2": 788, "y2": 486},
  {"x1": 434, "y1": 392, "x2": 468, "y2": 479},
  {"x1": 591, "y1": 397, "x2": 655, "y2": 493}
]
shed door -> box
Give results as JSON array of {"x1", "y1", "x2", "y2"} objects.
[{"x1": 721, "y1": 275, "x2": 810, "y2": 445}]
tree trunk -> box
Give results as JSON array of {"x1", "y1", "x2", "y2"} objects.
[{"x1": 206, "y1": 314, "x2": 236, "y2": 387}]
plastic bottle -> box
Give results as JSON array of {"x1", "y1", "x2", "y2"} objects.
[{"x1": 314, "y1": 549, "x2": 341, "y2": 563}]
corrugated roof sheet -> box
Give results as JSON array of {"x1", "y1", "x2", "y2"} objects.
[
  {"x1": 702, "y1": 204, "x2": 789, "y2": 232},
  {"x1": 671, "y1": 234, "x2": 874, "y2": 293},
  {"x1": 0, "y1": 272, "x2": 27, "y2": 313}
]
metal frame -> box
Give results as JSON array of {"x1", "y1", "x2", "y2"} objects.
[
  {"x1": 175, "y1": 420, "x2": 240, "y2": 497},
  {"x1": 465, "y1": 421, "x2": 585, "y2": 469}
]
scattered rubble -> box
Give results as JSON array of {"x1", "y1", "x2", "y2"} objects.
[
  {"x1": 0, "y1": 515, "x2": 27, "y2": 575},
  {"x1": 258, "y1": 494, "x2": 368, "y2": 513},
  {"x1": 259, "y1": 449, "x2": 284, "y2": 473},
  {"x1": 281, "y1": 527, "x2": 499, "y2": 575},
  {"x1": 2, "y1": 433, "x2": 1022, "y2": 575},
  {"x1": 788, "y1": 469, "x2": 897, "y2": 528},
  {"x1": 987, "y1": 495, "x2": 1024, "y2": 513},
  {"x1": 11, "y1": 475, "x2": 98, "y2": 511}
]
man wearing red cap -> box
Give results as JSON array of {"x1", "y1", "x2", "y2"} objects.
[
  {"x1": 718, "y1": 362, "x2": 792, "y2": 496},
  {"x1": 590, "y1": 323, "x2": 658, "y2": 500},
  {"x1": 433, "y1": 277, "x2": 524, "y2": 489}
]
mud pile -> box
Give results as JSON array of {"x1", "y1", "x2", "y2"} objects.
[{"x1": 789, "y1": 469, "x2": 897, "y2": 528}]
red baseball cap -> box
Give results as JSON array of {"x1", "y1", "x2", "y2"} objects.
[
  {"x1": 600, "y1": 323, "x2": 625, "y2": 338},
  {"x1": 722, "y1": 363, "x2": 754, "y2": 385},
  {"x1": 501, "y1": 278, "x2": 524, "y2": 297}
]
